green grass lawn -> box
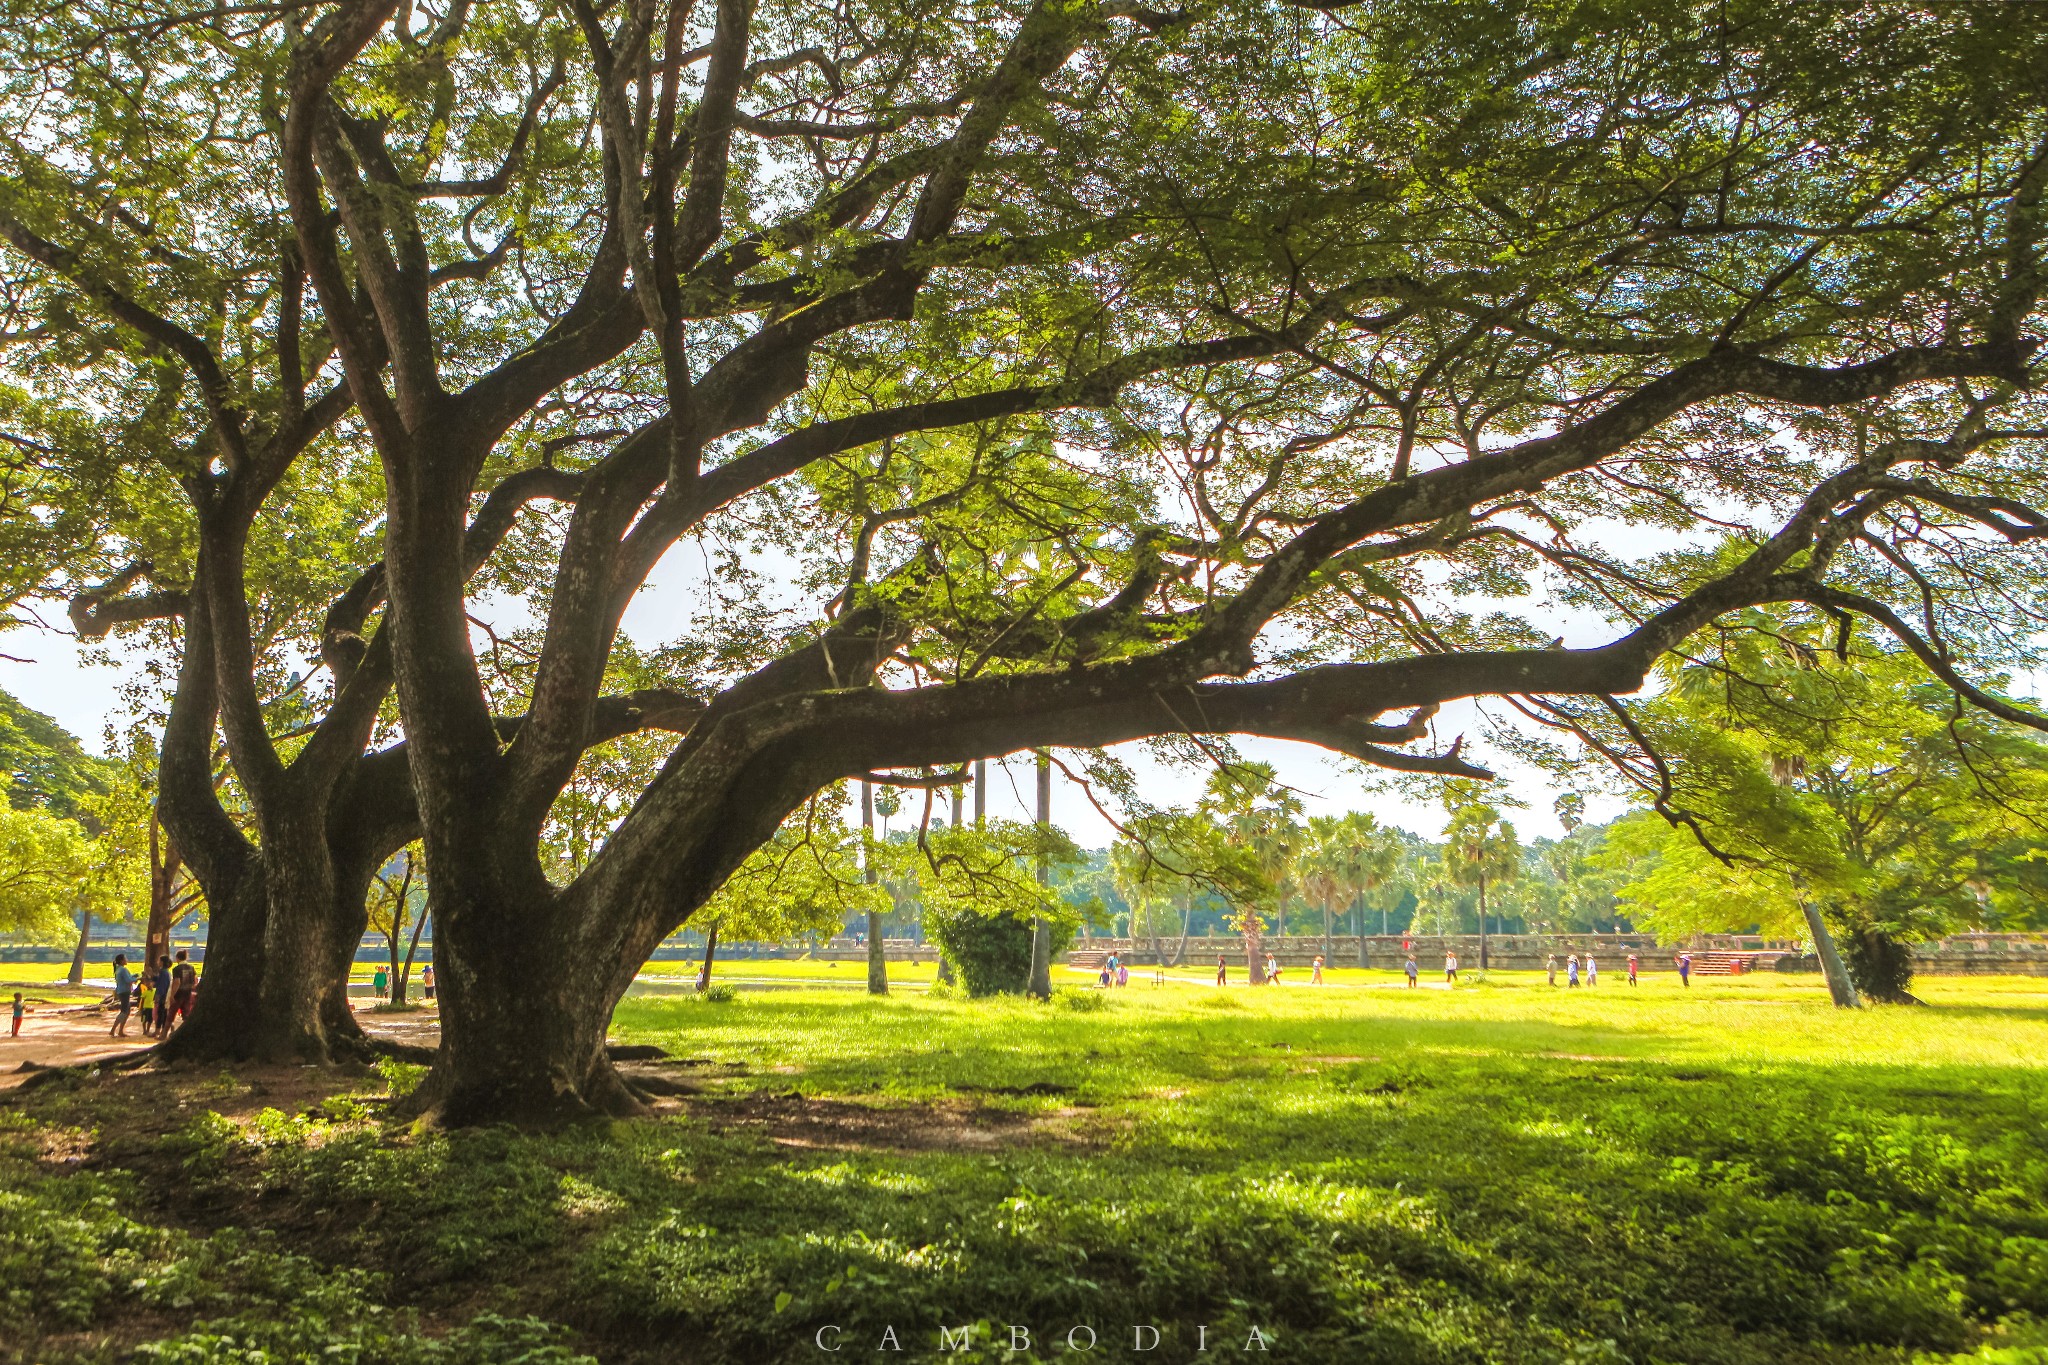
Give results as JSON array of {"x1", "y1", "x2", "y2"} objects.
[{"x1": 5, "y1": 977, "x2": 2047, "y2": 1364}]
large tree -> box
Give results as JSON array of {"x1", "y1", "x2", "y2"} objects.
[{"x1": 5, "y1": 0, "x2": 2048, "y2": 1118}]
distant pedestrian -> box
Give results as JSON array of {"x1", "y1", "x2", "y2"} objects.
[
  {"x1": 10, "y1": 992, "x2": 23, "y2": 1037},
  {"x1": 1586, "y1": 954, "x2": 1599, "y2": 987},
  {"x1": 138, "y1": 975, "x2": 156, "y2": 1037},
  {"x1": 1404, "y1": 955, "x2": 1419, "y2": 988},
  {"x1": 372, "y1": 964, "x2": 389, "y2": 998},
  {"x1": 1116, "y1": 961, "x2": 1129, "y2": 988},
  {"x1": 1444, "y1": 952, "x2": 1459, "y2": 986},
  {"x1": 1627, "y1": 954, "x2": 1639, "y2": 987},
  {"x1": 110, "y1": 953, "x2": 134, "y2": 1037},
  {"x1": 1567, "y1": 954, "x2": 1581, "y2": 988},
  {"x1": 1545, "y1": 954, "x2": 1558, "y2": 987},
  {"x1": 1099, "y1": 960, "x2": 1113, "y2": 988},
  {"x1": 1216, "y1": 954, "x2": 1228, "y2": 987},
  {"x1": 1311, "y1": 955, "x2": 1325, "y2": 985},
  {"x1": 1267, "y1": 955, "x2": 1283, "y2": 985},
  {"x1": 422, "y1": 965, "x2": 436, "y2": 1001},
  {"x1": 1678, "y1": 952, "x2": 1693, "y2": 987}
]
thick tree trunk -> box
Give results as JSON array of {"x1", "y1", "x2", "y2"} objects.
[
  {"x1": 67, "y1": 910, "x2": 91, "y2": 986},
  {"x1": 1244, "y1": 914, "x2": 1266, "y2": 985},
  {"x1": 412, "y1": 889, "x2": 652, "y2": 1126},
  {"x1": 162, "y1": 841, "x2": 371, "y2": 1064}
]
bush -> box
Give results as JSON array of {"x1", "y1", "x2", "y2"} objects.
[
  {"x1": 925, "y1": 910, "x2": 1073, "y2": 996},
  {"x1": 697, "y1": 984, "x2": 739, "y2": 1004},
  {"x1": 1774, "y1": 953, "x2": 1821, "y2": 974}
]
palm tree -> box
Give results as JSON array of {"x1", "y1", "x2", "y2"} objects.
[
  {"x1": 1201, "y1": 763, "x2": 1302, "y2": 984},
  {"x1": 1444, "y1": 801, "x2": 1520, "y2": 976},
  {"x1": 1300, "y1": 816, "x2": 1349, "y2": 969},
  {"x1": 1333, "y1": 812, "x2": 1400, "y2": 966}
]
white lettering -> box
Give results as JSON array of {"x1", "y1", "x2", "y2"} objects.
[
  {"x1": 1008, "y1": 1325, "x2": 1032, "y2": 1352},
  {"x1": 1067, "y1": 1325, "x2": 1097, "y2": 1352},
  {"x1": 815, "y1": 1325, "x2": 842, "y2": 1352},
  {"x1": 1244, "y1": 1327, "x2": 1270, "y2": 1351},
  {"x1": 1133, "y1": 1325, "x2": 1162, "y2": 1351},
  {"x1": 938, "y1": 1325, "x2": 973, "y2": 1351},
  {"x1": 878, "y1": 1325, "x2": 901, "y2": 1351}
]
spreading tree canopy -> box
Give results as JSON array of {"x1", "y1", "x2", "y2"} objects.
[{"x1": 3, "y1": 0, "x2": 2047, "y2": 1118}]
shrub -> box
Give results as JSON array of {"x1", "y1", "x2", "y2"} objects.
[{"x1": 926, "y1": 910, "x2": 1073, "y2": 996}]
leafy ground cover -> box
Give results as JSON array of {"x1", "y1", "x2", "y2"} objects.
[{"x1": 3, "y1": 977, "x2": 2046, "y2": 1363}]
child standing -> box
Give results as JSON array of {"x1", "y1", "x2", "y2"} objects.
[
  {"x1": 10, "y1": 992, "x2": 23, "y2": 1037},
  {"x1": 1545, "y1": 954, "x2": 1558, "y2": 986},
  {"x1": 1586, "y1": 954, "x2": 1599, "y2": 987},
  {"x1": 1444, "y1": 952, "x2": 1459, "y2": 986},
  {"x1": 1216, "y1": 954, "x2": 1228, "y2": 987},
  {"x1": 1311, "y1": 955, "x2": 1325, "y2": 985},
  {"x1": 1627, "y1": 953, "x2": 1639, "y2": 986},
  {"x1": 1404, "y1": 955, "x2": 1419, "y2": 988},
  {"x1": 1567, "y1": 954, "x2": 1581, "y2": 988}
]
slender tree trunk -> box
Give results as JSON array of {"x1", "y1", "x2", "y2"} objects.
[
  {"x1": 974, "y1": 759, "x2": 986, "y2": 826},
  {"x1": 1356, "y1": 894, "x2": 1370, "y2": 968},
  {"x1": 1028, "y1": 751, "x2": 1053, "y2": 999},
  {"x1": 1321, "y1": 896, "x2": 1333, "y2": 969},
  {"x1": 146, "y1": 813, "x2": 180, "y2": 972},
  {"x1": 1171, "y1": 893, "x2": 1193, "y2": 967},
  {"x1": 696, "y1": 924, "x2": 720, "y2": 991},
  {"x1": 1798, "y1": 891, "x2": 1861, "y2": 1008},
  {"x1": 1478, "y1": 877, "x2": 1489, "y2": 976},
  {"x1": 67, "y1": 909, "x2": 91, "y2": 986},
  {"x1": 863, "y1": 780, "x2": 887, "y2": 995},
  {"x1": 398, "y1": 895, "x2": 429, "y2": 1005}
]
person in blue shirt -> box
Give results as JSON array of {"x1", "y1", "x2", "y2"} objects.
[{"x1": 109, "y1": 953, "x2": 134, "y2": 1038}]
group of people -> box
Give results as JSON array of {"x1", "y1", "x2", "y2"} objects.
[
  {"x1": 1543, "y1": 952, "x2": 1621, "y2": 987},
  {"x1": 108, "y1": 950, "x2": 197, "y2": 1038},
  {"x1": 1098, "y1": 953, "x2": 1130, "y2": 988}
]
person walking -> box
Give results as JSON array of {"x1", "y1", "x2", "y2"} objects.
[
  {"x1": 1116, "y1": 960, "x2": 1129, "y2": 988},
  {"x1": 10, "y1": 992, "x2": 24, "y2": 1037},
  {"x1": 1404, "y1": 954, "x2": 1419, "y2": 988},
  {"x1": 110, "y1": 953, "x2": 134, "y2": 1038},
  {"x1": 1567, "y1": 954, "x2": 1581, "y2": 988},
  {"x1": 1545, "y1": 953, "x2": 1558, "y2": 987},
  {"x1": 1216, "y1": 954, "x2": 1228, "y2": 987},
  {"x1": 1444, "y1": 951, "x2": 1459, "y2": 986},
  {"x1": 1626, "y1": 953, "x2": 1639, "y2": 986},
  {"x1": 1677, "y1": 952, "x2": 1693, "y2": 987},
  {"x1": 1586, "y1": 953, "x2": 1599, "y2": 987},
  {"x1": 422, "y1": 964, "x2": 436, "y2": 1002},
  {"x1": 1311, "y1": 955, "x2": 1325, "y2": 985}
]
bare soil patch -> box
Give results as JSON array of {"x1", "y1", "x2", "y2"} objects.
[{"x1": 689, "y1": 1089, "x2": 1109, "y2": 1152}]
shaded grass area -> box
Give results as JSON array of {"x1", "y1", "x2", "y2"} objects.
[{"x1": 4, "y1": 980, "x2": 2048, "y2": 1362}]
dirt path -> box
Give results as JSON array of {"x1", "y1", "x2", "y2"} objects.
[{"x1": 0, "y1": 1003, "x2": 444, "y2": 1089}]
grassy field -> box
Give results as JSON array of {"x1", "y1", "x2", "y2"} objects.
[{"x1": 4, "y1": 976, "x2": 2046, "y2": 1363}]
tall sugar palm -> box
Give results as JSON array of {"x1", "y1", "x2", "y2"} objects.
[{"x1": 1444, "y1": 802, "x2": 1521, "y2": 976}]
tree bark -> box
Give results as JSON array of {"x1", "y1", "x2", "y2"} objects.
[
  {"x1": 1321, "y1": 897, "x2": 1333, "y2": 971},
  {"x1": 696, "y1": 924, "x2": 720, "y2": 991},
  {"x1": 67, "y1": 910, "x2": 91, "y2": 986},
  {"x1": 1028, "y1": 751, "x2": 1052, "y2": 998},
  {"x1": 1800, "y1": 893, "x2": 1862, "y2": 1008},
  {"x1": 146, "y1": 814, "x2": 181, "y2": 973},
  {"x1": 1172, "y1": 893, "x2": 1193, "y2": 968},
  {"x1": 863, "y1": 780, "x2": 887, "y2": 995}
]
